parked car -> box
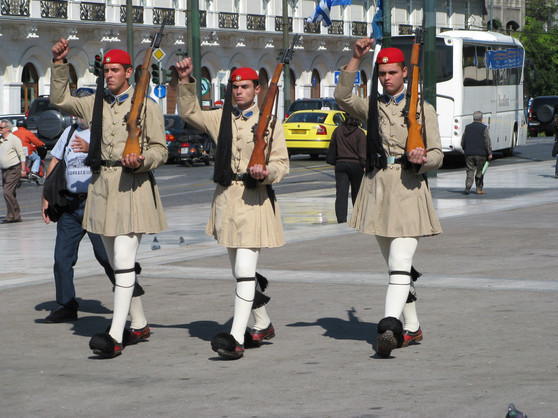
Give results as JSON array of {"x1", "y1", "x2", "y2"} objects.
[
  {"x1": 528, "y1": 96, "x2": 558, "y2": 137},
  {"x1": 164, "y1": 114, "x2": 213, "y2": 164},
  {"x1": 285, "y1": 98, "x2": 341, "y2": 119},
  {"x1": 25, "y1": 96, "x2": 75, "y2": 149},
  {"x1": 283, "y1": 110, "x2": 347, "y2": 159},
  {"x1": 0, "y1": 114, "x2": 26, "y2": 129}
]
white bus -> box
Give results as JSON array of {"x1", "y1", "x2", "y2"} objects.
[{"x1": 389, "y1": 31, "x2": 527, "y2": 155}]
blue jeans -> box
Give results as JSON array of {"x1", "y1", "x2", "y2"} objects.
[
  {"x1": 53, "y1": 197, "x2": 114, "y2": 309},
  {"x1": 28, "y1": 151, "x2": 41, "y2": 173}
]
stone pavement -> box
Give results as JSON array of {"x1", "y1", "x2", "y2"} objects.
[{"x1": 1, "y1": 155, "x2": 557, "y2": 417}]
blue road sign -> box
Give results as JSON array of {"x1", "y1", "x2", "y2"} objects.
[
  {"x1": 154, "y1": 84, "x2": 167, "y2": 99},
  {"x1": 334, "y1": 71, "x2": 360, "y2": 85}
]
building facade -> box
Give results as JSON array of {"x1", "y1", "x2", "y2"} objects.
[{"x1": 0, "y1": 0, "x2": 509, "y2": 117}]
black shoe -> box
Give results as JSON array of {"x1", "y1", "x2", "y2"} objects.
[
  {"x1": 89, "y1": 333, "x2": 123, "y2": 358},
  {"x1": 122, "y1": 324, "x2": 151, "y2": 347},
  {"x1": 211, "y1": 333, "x2": 244, "y2": 360},
  {"x1": 2, "y1": 218, "x2": 22, "y2": 224},
  {"x1": 45, "y1": 306, "x2": 78, "y2": 323},
  {"x1": 376, "y1": 317, "x2": 404, "y2": 358}
]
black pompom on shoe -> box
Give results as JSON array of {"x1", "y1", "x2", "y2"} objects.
[
  {"x1": 376, "y1": 317, "x2": 404, "y2": 358},
  {"x1": 211, "y1": 333, "x2": 244, "y2": 360},
  {"x1": 89, "y1": 333, "x2": 123, "y2": 358}
]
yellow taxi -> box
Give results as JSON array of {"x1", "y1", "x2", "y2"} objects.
[{"x1": 283, "y1": 109, "x2": 346, "y2": 159}]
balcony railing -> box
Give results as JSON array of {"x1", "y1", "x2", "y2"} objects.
[
  {"x1": 120, "y1": 5, "x2": 143, "y2": 24},
  {"x1": 153, "y1": 7, "x2": 174, "y2": 25},
  {"x1": 247, "y1": 14, "x2": 265, "y2": 31},
  {"x1": 41, "y1": 0, "x2": 66, "y2": 19},
  {"x1": 304, "y1": 21, "x2": 321, "y2": 34},
  {"x1": 80, "y1": 2, "x2": 105, "y2": 22},
  {"x1": 328, "y1": 20, "x2": 344, "y2": 35},
  {"x1": 352, "y1": 21, "x2": 368, "y2": 36},
  {"x1": 219, "y1": 12, "x2": 238, "y2": 29},
  {"x1": 1, "y1": 0, "x2": 30, "y2": 16},
  {"x1": 274, "y1": 16, "x2": 292, "y2": 32}
]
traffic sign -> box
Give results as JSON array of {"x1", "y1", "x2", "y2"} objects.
[
  {"x1": 201, "y1": 78, "x2": 210, "y2": 95},
  {"x1": 334, "y1": 71, "x2": 360, "y2": 85},
  {"x1": 154, "y1": 84, "x2": 167, "y2": 98},
  {"x1": 153, "y1": 48, "x2": 165, "y2": 62}
]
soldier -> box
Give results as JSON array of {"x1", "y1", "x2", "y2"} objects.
[
  {"x1": 176, "y1": 59, "x2": 289, "y2": 360},
  {"x1": 50, "y1": 39, "x2": 167, "y2": 358},
  {"x1": 335, "y1": 39, "x2": 443, "y2": 357}
]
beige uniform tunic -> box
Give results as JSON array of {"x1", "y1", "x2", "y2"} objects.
[
  {"x1": 334, "y1": 68, "x2": 443, "y2": 238},
  {"x1": 50, "y1": 63, "x2": 168, "y2": 236},
  {"x1": 177, "y1": 81, "x2": 289, "y2": 248}
]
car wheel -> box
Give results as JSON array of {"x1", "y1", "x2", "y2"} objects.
[
  {"x1": 309, "y1": 153, "x2": 320, "y2": 160},
  {"x1": 203, "y1": 158, "x2": 210, "y2": 166},
  {"x1": 503, "y1": 130, "x2": 517, "y2": 156}
]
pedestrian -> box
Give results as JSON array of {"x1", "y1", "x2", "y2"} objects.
[
  {"x1": 334, "y1": 39, "x2": 443, "y2": 357},
  {"x1": 329, "y1": 114, "x2": 366, "y2": 223},
  {"x1": 461, "y1": 111, "x2": 492, "y2": 194},
  {"x1": 0, "y1": 120, "x2": 26, "y2": 223},
  {"x1": 13, "y1": 119, "x2": 45, "y2": 180},
  {"x1": 50, "y1": 38, "x2": 168, "y2": 358},
  {"x1": 42, "y1": 116, "x2": 146, "y2": 325},
  {"x1": 176, "y1": 59, "x2": 289, "y2": 360}
]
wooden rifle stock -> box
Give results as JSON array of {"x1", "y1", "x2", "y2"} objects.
[
  {"x1": 248, "y1": 34, "x2": 300, "y2": 170},
  {"x1": 405, "y1": 32, "x2": 426, "y2": 154},
  {"x1": 123, "y1": 22, "x2": 165, "y2": 158}
]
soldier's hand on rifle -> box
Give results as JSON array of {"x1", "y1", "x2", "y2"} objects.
[
  {"x1": 122, "y1": 153, "x2": 145, "y2": 170},
  {"x1": 248, "y1": 164, "x2": 269, "y2": 181},
  {"x1": 407, "y1": 147, "x2": 427, "y2": 165},
  {"x1": 176, "y1": 57, "x2": 194, "y2": 82},
  {"x1": 52, "y1": 38, "x2": 70, "y2": 63}
]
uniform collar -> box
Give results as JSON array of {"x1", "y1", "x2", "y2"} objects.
[
  {"x1": 106, "y1": 86, "x2": 133, "y2": 104},
  {"x1": 383, "y1": 89, "x2": 406, "y2": 105},
  {"x1": 233, "y1": 103, "x2": 258, "y2": 120}
]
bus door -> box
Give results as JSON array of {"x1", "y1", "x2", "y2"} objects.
[{"x1": 436, "y1": 95, "x2": 456, "y2": 152}]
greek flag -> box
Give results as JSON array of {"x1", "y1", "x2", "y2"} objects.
[{"x1": 307, "y1": 0, "x2": 352, "y2": 27}]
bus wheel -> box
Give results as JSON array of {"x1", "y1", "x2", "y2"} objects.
[{"x1": 503, "y1": 130, "x2": 517, "y2": 156}]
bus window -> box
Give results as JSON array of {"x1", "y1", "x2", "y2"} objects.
[{"x1": 463, "y1": 45, "x2": 490, "y2": 86}]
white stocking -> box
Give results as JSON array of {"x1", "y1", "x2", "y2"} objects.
[
  {"x1": 375, "y1": 236, "x2": 419, "y2": 321},
  {"x1": 102, "y1": 234, "x2": 142, "y2": 343},
  {"x1": 228, "y1": 248, "x2": 259, "y2": 345},
  {"x1": 252, "y1": 277, "x2": 271, "y2": 330}
]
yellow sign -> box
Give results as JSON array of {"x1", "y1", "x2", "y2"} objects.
[{"x1": 153, "y1": 48, "x2": 165, "y2": 62}]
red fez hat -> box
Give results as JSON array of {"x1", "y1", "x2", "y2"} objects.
[
  {"x1": 103, "y1": 49, "x2": 132, "y2": 66},
  {"x1": 230, "y1": 67, "x2": 258, "y2": 82},
  {"x1": 376, "y1": 47, "x2": 405, "y2": 65}
]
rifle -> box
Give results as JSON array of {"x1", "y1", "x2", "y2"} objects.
[
  {"x1": 403, "y1": 28, "x2": 426, "y2": 155},
  {"x1": 122, "y1": 21, "x2": 166, "y2": 158},
  {"x1": 247, "y1": 33, "x2": 300, "y2": 170}
]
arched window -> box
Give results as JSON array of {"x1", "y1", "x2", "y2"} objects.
[
  {"x1": 167, "y1": 66, "x2": 179, "y2": 113},
  {"x1": 21, "y1": 63, "x2": 38, "y2": 114},
  {"x1": 311, "y1": 69, "x2": 320, "y2": 98},
  {"x1": 290, "y1": 68, "x2": 296, "y2": 101},
  {"x1": 359, "y1": 70, "x2": 368, "y2": 98},
  {"x1": 69, "y1": 64, "x2": 78, "y2": 91},
  {"x1": 201, "y1": 66, "x2": 211, "y2": 110}
]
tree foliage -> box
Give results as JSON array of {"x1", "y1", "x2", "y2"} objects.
[{"x1": 515, "y1": 0, "x2": 558, "y2": 97}]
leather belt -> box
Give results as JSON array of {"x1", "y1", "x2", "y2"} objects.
[
  {"x1": 64, "y1": 190, "x2": 87, "y2": 199},
  {"x1": 232, "y1": 173, "x2": 248, "y2": 181},
  {"x1": 100, "y1": 160, "x2": 123, "y2": 167}
]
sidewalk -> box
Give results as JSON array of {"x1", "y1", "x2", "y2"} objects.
[{"x1": 1, "y1": 158, "x2": 557, "y2": 417}]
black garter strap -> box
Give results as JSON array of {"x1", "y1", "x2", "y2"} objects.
[
  {"x1": 236, "y1": 277, "x2": 255, "y2": 282},
  {"x1": 389, "y1": 270, "x2": 411, "y2": 276},
  {"x1": 115, "y1": 267, "x2": 137, "y2": 274}
]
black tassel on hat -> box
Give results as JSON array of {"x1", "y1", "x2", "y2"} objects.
[
  {"x1": 212, "y1": 79, "x2": 235, "y2": 187},
  {"x1": 84, "y1": 72, "x2": 105, "y2": 172},
  {"x1": 365, "y1": 63, "x2": 387, "y2": 172}
]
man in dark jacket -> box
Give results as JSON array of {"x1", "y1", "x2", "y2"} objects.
[{"x1": 461, "y1": 111, "x2": 492, "y2": 195}]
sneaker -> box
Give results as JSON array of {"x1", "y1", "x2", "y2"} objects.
[
  {"x1": 44, "y1": 306, "x2": 78, "y2": 323},
  {"x1": 89, "y1": 333, "x2": 123, "y2": 358},
  {"x1": 211, "y1": 333, "x2": 245, "y2": 360},
  {"x1": 476, "y1": 190, "x2": 486, "y2": 194},
  {"x1": 29, "y1": 172, "x2": 39, "y2": 180},
  {"x1": 123, "y1": 324, "x2": 151, "y2": 347},
  {"x1": 250, "y1": 323, "x2": 275, "y2": 346},
  {"x1": 402, "y1": 328, "x2": 423, "y2": 347},
  {"x1": 464, "y1": 188, "x2": 470, "y2": 195}
]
